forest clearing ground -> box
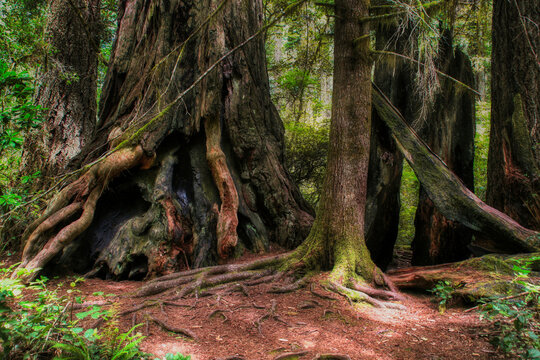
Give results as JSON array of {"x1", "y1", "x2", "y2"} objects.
[{"x1": 31, "y1": 251, "x2": 505, "y2": 360}]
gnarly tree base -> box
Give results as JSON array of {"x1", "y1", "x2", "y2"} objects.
[
  {"x1": 133, "y1": 240, "x2": 406, "y2": 311},
  {"x1": 388, "y1": 253, "x2": 540, "y2": 302},
  {"x1": 16, "y1": 146, "x2": 147, "y2": 282}
]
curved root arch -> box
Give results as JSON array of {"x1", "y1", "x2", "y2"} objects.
[{"x1": 16, "y1": 146, "x2": 145, "y2": 281}]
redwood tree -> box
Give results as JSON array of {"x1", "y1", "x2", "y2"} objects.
[
  {"x1": 18, "y1": 0, "x2": 313, "y2": 280},
  {"x1": 412, "y1": 30, "x2": 476, "y2": 265},
  {"x1": 21, "y1": 0, "x2": 101, "y2": 187},
  {"x1": 366, "y1": 19, "x2": 418, "y2": 270},
  {"x1": 486, "y1": 0, "x2": 539, "y2": 235},
  {"x1": 288, "y1": 0, "x2": 384, "y2": 287}
]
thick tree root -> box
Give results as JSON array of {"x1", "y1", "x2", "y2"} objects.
[
  {"x1": 16, "y1": 146, "x2": 146, "y2": 281},
  {"x1": 328, "y1": 282, "x2": 406, "y2": 310},
  {"x1": 135, "y1": 250, "x2": 406, "y2": 315},
  {"x1": 136, "y1": 253, "x2": 288, "y2": 297}
]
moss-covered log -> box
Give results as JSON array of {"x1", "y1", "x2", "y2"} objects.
[
  {"x1": 412, "y1": 30, "x2": 476, "y2": 265},
  {"x1": 372, "y1": 85, "x2": 540, "y2": 253},
  {"x1": 18, "y1": 0, "x2": 313, "y2": 280},
  {"x1": 388, "y1": 253, "x2": 540, "y2": 301}
]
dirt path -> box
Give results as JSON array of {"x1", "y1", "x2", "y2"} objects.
[{"x1": 68, "y1": 273, "x2": 502, "y2": 360}]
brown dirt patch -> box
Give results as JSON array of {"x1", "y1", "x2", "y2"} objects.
[{"x1": 59, "y1": 272, "x2": 502, "y2": 360}]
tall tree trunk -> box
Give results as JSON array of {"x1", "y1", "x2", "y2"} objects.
[
  {"x1": 366, "y1": 20, "x2": 418, "y2": 270},
  {"x1": 288, "y1": 0, "x2": 381, "y2": 286},
  {"x1": 412, "y1": 30, "x2": 476, "y2": 265},
  {"x1": 21, "y1": 0, "x2": 101, "y2": 187},
  {"x1": 18, "y1": 0, "x2": 313, "y2": 281},
  {"x1": 486, "y1": 0, "x2": 539, "y2": 235}
]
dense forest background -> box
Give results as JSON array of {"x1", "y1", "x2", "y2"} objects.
[{"x1": 0, "y1": 0, "x2": 495, "y2": 256}]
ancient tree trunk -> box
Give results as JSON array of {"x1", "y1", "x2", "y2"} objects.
[
  {"x1": 19, "y1": 0, "x2": 313, "y2": 280},
  {"x1": 412, "y1": 31, "x2": 476, "y2": 265},
  {"x1": 373, "y1": 86, "x2": 540, "y2": 252},
  {"x1": 486, "y1": 0, "x2": 539, "y2": 233},
  {"x1": 290, "y1": 0, "x2": 380, "y2": 285},
  {"x1": 365, "y1": 20, "x2": 417, "y2": 270},
  {"x1": 21, "y1": 0, "x2": 100, "y2": 186}
]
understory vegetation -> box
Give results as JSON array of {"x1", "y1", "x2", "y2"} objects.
[{"x1": 0, "y1": 264, "x2": 190, "y2": 360}]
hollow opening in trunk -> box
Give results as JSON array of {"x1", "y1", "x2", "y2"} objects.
[{"x1": 55, "y1": 175, "x2": 152, "y2": 275}]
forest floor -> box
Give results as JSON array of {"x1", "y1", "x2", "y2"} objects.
[{"x1": 6, "y1": 251, "x2": 505, "y2": 360}]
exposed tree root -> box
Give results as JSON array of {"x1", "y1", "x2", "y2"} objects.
[
  {"x1": 136, "y1": 253, "x2": 288, "y2": 297},
  {"x1": 16, "y1": 146, "x2": 146, "y2": 281},
  {"x1": 312, "y1": 355, "x2": 351, "y2": 360},
  {"x1": 254, "y1": 299, "x2": 288, "y2": 335},
  {"x1": 274, "y1": 351, "x2": 309, "y2": 360},
  {"x1": 133, "y1": 251, "x2": 406, "y2": 320},
  {"x1": 149, "y1": 315, "x2": 197, "y2": 340},
  {"x1": 309, "y1": 284, "x2": 337, "y2": 301}
]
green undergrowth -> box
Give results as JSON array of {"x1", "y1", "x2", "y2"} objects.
[
  {"x1": 0, "y1": 263, "x2": 190, "y2": 360},
  {"x1": 430, "y1": 254, "x2": 540, "y2": 359}
]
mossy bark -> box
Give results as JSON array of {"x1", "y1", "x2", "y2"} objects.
[
  {"x1": 289, "y1": 0, "x2": 380, "y2": 286},
  {"x1": 20, "y1": 0, "x2": 313, "y2": 280},
  {"x1": 412, "y1": 30, "x2": 476, "y2": 265},
  {"x1": 388, "y1": 253, "x2": 540, "y2": 301},
  {"x1": 486, "y1": 0, "x2": 539, "y2": 234},
  {"x1": 21, "y1": 0, "x2": 101, "y2": 188}
]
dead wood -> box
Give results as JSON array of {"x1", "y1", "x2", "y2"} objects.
[{"x1": 372, "y1": 84, "x2": 540, "y2": 252}]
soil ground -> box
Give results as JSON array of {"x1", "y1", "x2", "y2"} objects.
[{"x1": 5, "y1": 252, "x2": 505, "y2": 360}]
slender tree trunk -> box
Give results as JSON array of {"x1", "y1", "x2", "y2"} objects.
[
  {"x1": 21, "y1": 0, "x2": 101, "y2": 187},
  {"x1": 19, "y1": 0, "x2": 313, "y2": 281},
  {"x1": 289, "y1": 0, "x2": 380, "y2": 285},
  {"x1": 486, "y1": 0, "x2": 539, "y2": 233},
  {"x1": 412, "y1": 30, "x2": 476, "y2": 265}
]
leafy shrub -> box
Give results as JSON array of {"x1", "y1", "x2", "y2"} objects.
[
  {"x1": 478, "y1": 257, "x2": 540, "y2": 359},
  {"x1": 0, "y1": 264, "x2": 167, "y2": 360},
  {"x1": 285, "y1": 120, "x2": 329, "y2": 207},
  {"x1": 429, "y1": 280, "x2": 462, "y2": 314}
]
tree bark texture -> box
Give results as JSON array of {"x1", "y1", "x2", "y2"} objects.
[
  {"x1": 372, "y1": 86, "x2": 540, "y2": 253},
  {"x1": 412, "y1": 30, "x2": 476, "y2": 265},
  {"x1": 21, "y1": 0, "x2": 313, "y2": 280},
  {"x1": 365, "y1": 20, "x2": 418, "y2": 270},
  {"x1": 21, "y1": 0, "x2": 101, "y2": 186},
  {"x1": 486, "y1": 0, "x2": 539, "y2": 233},
  {"x1": 289, "y1": 0, "x2": 379, "y2": 284}
]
